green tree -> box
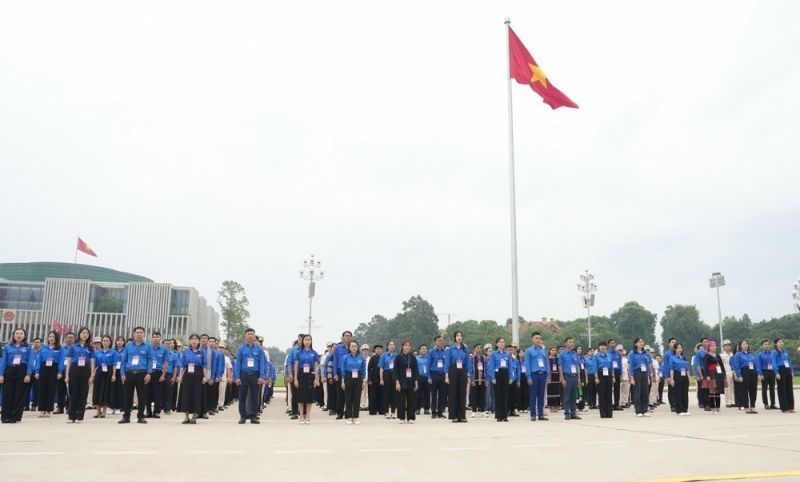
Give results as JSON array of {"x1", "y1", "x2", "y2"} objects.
[
  {"x1": 709, "y1": 314, "x2": 752, "y2": 344},
  {"x1": 217, "y1": 280, "x2": 251, "y2": 348},
  {"x1": 660, "y1": 305, "x2": 709, "y2": 355},
  {"x1": 611, "y1": 301, "x2": 657, "y2": 345},
  {"x1": 353, "y1": 296, "x2": 440, "y2": 348},
  {"x1": 265, "y1": 346, "x2": 286, "y2": 369},
  {"x1": 445, "y1": 319, "x2": 507, "y2": 347}
]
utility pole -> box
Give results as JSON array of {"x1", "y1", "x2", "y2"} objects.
[
  {"x1": 299, "y1": 255, "x2": 325, "y2": 335},
  {"x1": 577, "y1": 270, "x2": 597, "y2": 347}
]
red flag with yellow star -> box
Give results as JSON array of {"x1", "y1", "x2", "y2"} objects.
[{"x1": 509, "y1": 27, "x2": 578, "y2": 110}]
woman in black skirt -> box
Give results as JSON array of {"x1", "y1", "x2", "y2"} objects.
[
  {"x1": 293, "y1": 334, "x2": 320, "y2": 424},
  {"x1": 92, "y1": 335, "x2": 114, "y2": 419},
  {"x1": 179, "y1": 334, "x2": 206, "y2": 424},
  {"x1": 702, "y1": 341, "x2": 727, "y2": 414},
  {"x1": 64, "y1": 327, "x2": 94, "y2": 423},
  {"x1": 35, "y1": 330, "x2": 64, "y2": 418},
  {"x1": 547, "y1": 346, "x2": 561, "y2": 413},
  {"x1": 110, "y1": 336, "x2": 125, "y2": 414}
]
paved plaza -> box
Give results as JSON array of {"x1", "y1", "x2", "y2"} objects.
[{"x1": 1, "y1": 389, "x2": 798, "y2": 481}]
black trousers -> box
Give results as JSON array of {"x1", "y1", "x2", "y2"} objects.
[
  {"x1": 417, "y1": 375, "x2": 430, "y2": 411},
  {"x1": 612, "y1": 370, "x2": 621, "y2": 408},
  {"x1": 698, "y1": 385, "x2": 709, "y2": 408},
  {"x1": 741, "y1": 368, "x2": 758, "y2": 408},
  {"x1": 667, "y1": 379, "x2": 675, "y2": 409},
  {"x1": 657, "y1": 378, "x2": 665, "y2": 403},
  {"x1": 585, "y1": 376, "x2": 597, "y2": 408},
  {"x1": 448, "y1": 366, "x2": 467, "y2": 420},
  {"x1": 674, "y1": 375, "x2": 689, "y2": 414},
  {"x1": 57, "y1": 378, "x2": 69, "y2": 411},
  {"x1": 37, "y1": 365, "x2": 59, "y2": 412},
  {"x1": 520, "y1": 378, "x2": 530, "y2": 410},
  {"x1": 509, "y1": 381, "x2": 520, "y2": 414},
  {"x1": 148, "y1": 370, "x2": 165, "y2": 414},
  {"x1": 382, "y1": 372, "x2": 396, "y2": 414},
  {"x1": 632, "y1": 371, "x2": 650, "y2": 414},
  {"x1": 67, "y1": 365, "x2": 90, "y2": 421},
  {"x1": 1, "y1": 365, "x2": 29, "y2": 422},
  {"x1": 762, "y1": 370, "x2": 776, "y2": 407},
  {"x1": 205, "y1": 381, "x2": 218, "y2": 413},
  {"x1": 336, "y1": 376, "x2": 346, "y2": 416},
  {"x1": 164, "y1": 373, "x2": 174, "y2": 412},
  {"x1": 470, "y1": 383, "x2": 486, "y2": 412},
  {"x1": 597, "y1": 374, "x2": 613, "y2": 418},
  {"x1": 398, "y1": 387, "x2": 416, "y2": 421},
  {"x1": 367, "y1": 382, "x2": 379, "y2": 414},
  {"x1": 344, "y1": 376, "x2": 362, "y2": 419},
  {"x1": 430, "y1": 372, "x2": 446, "y2": 416},
  {"x1": 776, "y1": 367, "x2": 794, "y2": 411},
  {"x1": 239, "y1": 372, "x2": 260, "y2": 419},
  {"x1": 123, "y1": 371, "x2": 148, "y2": 420},
  {"x1": 327, "y1": 378, "x2": 337, "y2": 412},
  {"x1": 494, "y1": 369, "x2": 510, "y2": 420},
  {"x1": 290, "y1": 383, "x2": 299, "y2": 415}
]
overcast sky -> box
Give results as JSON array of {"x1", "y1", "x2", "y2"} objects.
[{"x1": 2, "y1": 1, "x2": 798, "y2": 347}]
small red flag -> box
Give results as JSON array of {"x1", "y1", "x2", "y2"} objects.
[
  {"x1": 508, "y1": 26, "x2": 578, "y2": 110},
  {"x1": 76, "y1": 237, "x2": 98, "y2": 257},
  {"x1": 52, "y1": 319, "x2": 71, "y2": 337}
]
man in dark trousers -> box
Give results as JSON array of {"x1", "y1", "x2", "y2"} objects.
[
  {"x1": 428, "y1": 335, "x2": 447, "y2": 418},
  {"x1": 332, "y1": 331, "x2": 352, "y2": 419},
  {"x1": 367, "y1": 344, "x2": 383, "y2": 415}
]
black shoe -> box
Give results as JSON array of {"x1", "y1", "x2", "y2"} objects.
[
  {"x1": 151, "y1": 414, "x2": 161, "y2": 419},
  {"x1": 530, "y1": 417, "x2": 537, "y2": 421},
  {"x1": 239, "y1": 418, "x2": 246, "y2": 424},
  {"x1": 503, "y1": 418, "x2": 509, "y2": 422},
  {"x1": 424, "y1": 410, "x2": 430, "y2": 415},
  {"x1": 250, "y1": 418, "x2": 260, "y2": 424},
  {"x1": 290, "y1": 414, "x2": 298, "y2": 420},
  {"x1": 613, "y1": 407, "x2": 623, "y2": 411},
  {"x1": 770, "y1": 405, "x2": 778, "y2": 410},
  {"x1": 199, "y1": 414, "x2": 209, "y2": 419},
  {"x1": 571, "y1": 415, "x2": 582, "y2": 420},
  {"x1": 118, "y1": 418, "x2": 130, "y2": 424},
  {"x1": 335, "y1": 415, "x2": 343, "y2": 420},
  {"x1": 182, "y1": 419, "x2": 191, "y2": 424},
  {"x1": 137, "y1": 418, "x2": 147, "y2": 424},
  {"x1": 497, "y1": 419, "x2": 503, "y2": 422},
  {"x1": 704, "y1": 407, "x2": 712, "y2": 412},
  {"x1": 538, "y1": 416, "x2": 549, "y2": 421}
]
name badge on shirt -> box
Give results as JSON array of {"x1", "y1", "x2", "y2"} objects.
[
  {"x1": 552, "y1": 365, "x2": 558, "y2": 372},
  {"x1": 785, "y1": 360, "x2": 790, "y2": 368},
  {"x1": 570, "y1": 365, "x2": 577, "y2": 374},
  {"x1": 406, "y1": 368, "x2": 412, "y2": 378},
  {"x1": 188, "y1": 363, "x2": 195, "y2": 373},
  {"x1": 389, "y1": 361, "x2": 394, "y2": 370},
  {"x1": 748, "y1": 362, "x2": 754, "y2": 370},
  {"x1": 602, "y1": 367, "x2": 609, "y2": 376},
  {"x1": 456, "y1": 360, "x2": 463, "y2": 369},
  {"x1": 477, "y1": 362, "x2": 484, "y2": 371},
  {"x1": 101, "y1": 364, "x2": 108, "y2": 372},
  {"x1": 680, "y1": 369, "x2": 687, "y2": 377},
  {"x1": 421, "y1": 366, "x2": 426, "y2": 373},
  {"x1": 612, "y1": 361, "x2": 619, "y2": 368},
  {"x1": 500, "y1": 359, "x2": 507, "y2": 368},
  {"x1": 767, "y1": 364, "x2": 772, "y2": 370},
  {"x1": 247, "y1": 357, "x2": 255, "y2": 368},
  {"x1": 12, "y1": 355, "x2": 21, "y2": 365},
  {"x1": 115, "y1": 361, "x2": 121, "y2": 369},
  {"x1": 640, "y1": 364, "x2": 647, "y2": 372},
  {"x1": 351, "y1": 369, "x2": 359, "y2": 379},
  {"x1": 132, "y1": 355, "x2": 140, "y2": 366},
  {"x1": 538, "y1": 359, "x2": 544, "y2": 368},
  {"x1": 46, "y1": 358, "x2": 54, "y2": 367},
  {"x1": 78, "y1": 356, "x2": 86, "y2": 367},
  {"x1": 152, "y1": 359, "x2": 157, "y2": 369},
  {"x1": 303, "y1": 363, "x2": 310, "y2": 374},
  {"x1": 521, "y1": 366, "x2": 526, "y2": 373},
  {"x1": 715, "y1": 365, "x2": 722, "y2": 374},
  {"x1": 437, "y1": 360, "x2": 444, "y2": 368}
]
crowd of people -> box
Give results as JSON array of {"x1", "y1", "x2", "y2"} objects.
[{"x1": 0, "y1": 325, "x2": 796, "y2": 426}]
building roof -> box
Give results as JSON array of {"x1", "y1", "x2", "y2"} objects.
[{"x1": 0, "y1": 262, "x2": 152, "y2": 283}]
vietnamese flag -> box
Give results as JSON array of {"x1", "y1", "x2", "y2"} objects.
[
  {"x1": 508, "y1": 26, "x2": 578, "y2": 110},
  {"x1": 76, "y1": 237, "x2": 98, "y2": 257}
]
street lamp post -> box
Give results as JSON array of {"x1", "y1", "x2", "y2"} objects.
[
  {"x1": 299, "y1": 255, "x2": 325, "y2": 336},
  {"x1": 577, "y1": 270, "x2": 597, "y2": 347},
  {"x1": 792, "y1": 277, "x2": 800, "y2": 312},
  {"x1": 709, "y1": 272, "x2": 726, "y2": 343}
]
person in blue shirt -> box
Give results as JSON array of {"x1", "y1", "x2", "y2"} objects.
[
  {"x1": 771, "y1": 338, "x2": 795, "y2": 413},
  {"x1": 64, "y1": 327, "x2": 94, "y2": 423},
  {"x1": 628, "y1": 337, "x2": 654, "y2": 417},
  {"x1": 379, "y1": 340, "x2": 398, "y2": 419},
  {"x1": 366, "y1": 344, "x2": 383, "y2": 415},
  {"x1": 428, "y1": 335, "x2": 448, "y2": 419},
  {"x1": 28, "y1": 337, "x2": 42, "y2": 412},
  {"x1": 340, "y1": 340, "x2": 366, "y2": 424},
  {"x1": 285, "y1": 333, "x2": 304, "y2": 420},
  {"x1": 332, "y1": 331, "x2": 353, "y2": 420},
  {"x1": 0, "y1": 328, "x2": 33, "y2": 423},
  {"x1": 525, "y1": 332, "x2": 550, "y2": 421},
  {"x1": 92, "y1": 335, "x2": 115, "y2": 419},
  {"x1": 165, "y1": 339, "x2": 181, "y2": 414},
  {"x1": 145, "y1": 331, "x2": 170, "y2": 419},
  {"x1": 235, "y1": 328, "x2": 267, "y2": 424},
  {"x1": 487, "y1": 337, "x2": 513, "y2": 422},
  {"x1": 693, "y1": 338, "x2": 709, "y2": 411},
  {"x1": 662, "y1": 338, "x2": 677, "y2": 411},
  {"x1": 393, "y1": 340, "x2": 419, "y2": 423},
  {"x1": 508, "y1": 345, "x2": 522, "y2": 417},
  {"x1": 34, "y1": 330, "x2": 63, "y2": 418},
  {"x1": 416, "y1": 344, "x2": 431, "y2": 416},
  {"x1": 179, "y1": 333, "x2": 207, "y2": 424},
  {"x1": 469, "y1": 343, "x2": 486, "y2": 417},
  {"x1": 732, "y1": 339, "x2": 759, "y2": 414},
  {"x1": 445, "y1": 330, "x2": 472, "y2": 423},
  {"x1": 583, "y1": 348, "x2": 597, "y2": 410},
  {"x1": 110, "y1": 336, "x2": 126, "y2": 415},
  {"x1": 666, "y1": 343, "x2": 689, "y2": 415},
  {"x1": 593, "y1": 341, "x2": 615, "y2": 418},
  {"x1": 558, "y1": 336, "x2": 581, "y2": 420},
  {"x1": 757, "y1": 339, "x2": 776, "y2": 410},
  {"x1": 118, "y1": 326, "x2": 154, "y2": 424},
  {"x1": 293, "y1": 334, "x2": 320, "y2": 424}
]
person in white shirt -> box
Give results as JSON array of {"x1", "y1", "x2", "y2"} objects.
[
  {"x1": 360, "y1": 344, "x2": 370, "y2": 410},
  {"x1": 720, "y1": 340, "x2": 735, "y2": 407},
  {"x1": 649, "y1": 348, "x2": 661, "y2": 406},
  {"x1": 218, "y1": 345, "x2": 232, "y2": 410},
  {"x1": 620, "y1": 347, "x2": 631, "y2": 408}
]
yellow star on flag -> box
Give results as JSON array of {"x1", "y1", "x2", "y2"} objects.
[{"x1": 528, "y1": 63, "x2": 548, "y2": 89}]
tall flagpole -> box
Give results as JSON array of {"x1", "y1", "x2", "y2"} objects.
[{"x1": 505, "y1": 17, "x2": 520, "y2": 346}]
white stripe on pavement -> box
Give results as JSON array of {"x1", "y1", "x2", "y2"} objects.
[
  {"x1": 0, "y1": 452, "x2": 62, "y2": 456},
  {"x1": 513, "y1": 443, "x2": 562, "y2": 448},
  {"x1": 93, "y1": 451, "x2": 157, "y2": 455},
  {"x1": 359, "y1": 448, "x2": 411, "y2": 453},
  {"x1": 274, "y1": 449, "x2": 332, "y2": 454},
  {"x1": 584, "y1": 440, "x2": 628, "y2": 445}
]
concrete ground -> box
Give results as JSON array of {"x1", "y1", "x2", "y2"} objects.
[{"x1": 1, "y1": 389, "x2": 799, "y2": 482}]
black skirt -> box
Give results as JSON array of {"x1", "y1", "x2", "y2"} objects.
[
  {"x1": 180, "y1": 370, "x2": 203, "y2": 414},
  {"x1": 297, "y1": 372, "x2": 316, "y2": 404},
  {"x1": 110, "y1": 371, "x2": 125, "y2": 409},
  {"x1": 92, "y1": 366, "x2": 113, "y2": 406}
]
